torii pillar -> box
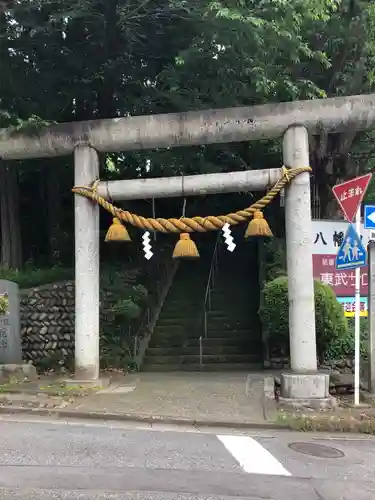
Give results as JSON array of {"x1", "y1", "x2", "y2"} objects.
[
  {"x1": 281, "y1": 126, "x2": 329, "y2": 403},
  {"x1": 74, "y1": 145, "x2": 100, "y2": 381}
]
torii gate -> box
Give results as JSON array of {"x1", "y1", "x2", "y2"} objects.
[{"x1": 1, "y1": 94, "x2": 375, "y2": 403}]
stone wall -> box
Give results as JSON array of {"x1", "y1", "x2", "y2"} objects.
[
  {"x1": 19, "y1": 267, "x2": 145, "y2": 368},
  {"x1": 20, "y1": 281, "x2": 75, "y2": 365}
]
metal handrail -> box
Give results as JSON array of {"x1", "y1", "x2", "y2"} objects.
[
  {"x1": 202, "y1": 233, "x2": 222, "y2": 338},
  {"x1": 198, "y1": 233, "x2": 222, "y2": 369}
]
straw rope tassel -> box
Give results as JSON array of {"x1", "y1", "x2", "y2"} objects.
[{"x1": 72, "y1": 167, "x2": 311, "y2": 253}]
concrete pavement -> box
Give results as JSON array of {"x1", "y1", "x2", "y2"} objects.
[
  {"x1": 69, "y1": 371, "x2": 271, "y2": 424},
  {"x1": 0, "y1": 417, "x2": 375, "y2": 498},
  {"x1": 0, "y1": 371, "x2": 274, "y2": 426}
]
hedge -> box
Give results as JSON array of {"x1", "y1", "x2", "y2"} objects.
[{"x1": 259, "y1": 276, "x2": 347, "y2": 360}]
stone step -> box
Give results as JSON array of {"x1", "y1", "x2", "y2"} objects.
[
  {"x1": 153, "y1": 323, "x2": 198, "y2": 331},
  {"x1": 206, "y1": 329, "x2": 258, "y2": 338},
  {"x1": 208, "y1": 297, "x2": 256, "y2": 307},
  {"x1": 165, "y1": 294, "x2": 205, "y2": 302},
  {"x1": 207, "y1": 325, "x2": 254, "y2": 333},
  {"x1": 161, "y1": 295, "x2": 202, "y2": 302},
  {"x1": 150, "y1": 328, "x2": 257, "y2": 339},
  {"x1": 156, "y1": 328, "x2": 254, "y2": 337},
  {"x1": 168, "y1": 281, "x2": 207, "y2": 290},
  {"x1": 171, "y1": 278, "x2": 208, "y2": 287},
  {"x1": 158, "y1": 306, "x2": 202, "y2": 315},
  {"x1": 208, "y1": 294, "x2": 254, "y2": 302},
  {"x1": 155, "y1": 313, "x2": 205, "y2": 321},
  {"x1": 207, "y1": 310, "x2": 255, "y2": 319},
  {"x1": 209, "y1": 290, "x2": 254, "y2": 299},
  {"x1": 152, "y1": 324, "x2": 198, "y2": 334},
  {"x1": 160, "y1": 304, "x2": 203, "y2": 314},
  {"x1": 148, "y1": 335, "x2": 261, "y2": 348},
  {"x1": 208, "y1": 298, "x2": 258, "y2": 311},
  {"x1": 156, "y1": 315, "x2": 202, "y2": 324},
  {"x1": 209, "y1": 298, "x2": 256, "y2": 307},
  {"x1": 212, "y1": 268, "x2": 254, "y2": 278},
  {"x1": 141, "y1": 362, "x2": 263, "y2": 372},
  {"x1": 153, "y1": 321, "x2": 202, "y2": 330},
  {"x1": 143, "y1": 353, "x2": 258, "y2": 364},
  {"x1": 210, "y1": 282, "x2": 255, "y2": 291},
  {"x1": 173, "y1": 270, "x2": 210, "y2": 279},
  {"x1": 146, "y1": 344, "x2": 260, "y2": 356},
  {"x1": 207, "y1": 317, "x2": 254, "y2": 327},
  {"x1": 202, "y1": 337, "x2": 262, "y2": 347}
]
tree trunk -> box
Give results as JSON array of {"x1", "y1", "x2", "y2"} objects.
[
  {"x1": 0, "y1": 162, "x2": 22, "y2": 269},
  {"x1": 45, "y1": 167, "x2": 61, "y2": 264}
]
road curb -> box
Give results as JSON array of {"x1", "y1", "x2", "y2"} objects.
[{"x1": 0, "y1": 405, "x2": 288, "y2": 431}]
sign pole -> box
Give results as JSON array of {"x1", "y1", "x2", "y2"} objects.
[
  {"x1": 332, "y1": 174, "x2": 372, "y2": 406},
  {"x1": 354, "y1": 207, "x2": 361, "y2": 405},
  {"x1": 368, "y1": 237, "x2": 375, "y2": 395}
]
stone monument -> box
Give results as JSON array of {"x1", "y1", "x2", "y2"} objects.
[{"x1": 0, "y1": 280, "x2": 22, "y2": 364}]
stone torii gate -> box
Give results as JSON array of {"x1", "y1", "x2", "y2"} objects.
[{"x1": 1, "y1": 94, "x2": 375, "y2": 403}]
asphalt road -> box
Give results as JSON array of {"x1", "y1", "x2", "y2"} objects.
[{"x1": 0, "y1": 416, "x2": 375, "y2": 499}]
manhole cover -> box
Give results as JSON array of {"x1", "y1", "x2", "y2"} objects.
[{"x1": 288, "y1": 442, "x2": 344, "y2": 458}]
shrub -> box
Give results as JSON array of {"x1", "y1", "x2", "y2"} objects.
[
  {"x1": 100, "y1": 282, "x2": 149, "y2": 370},
  {"x1": 325, "y1": 318, "x2": 368, "y2": 361},
  {"x1": 263, "y1": 239, "x2": 286, "y2": 281},
  {"x1": 0, "y1": 265, "x2": 73, "y2": 289},
  {"x1": 259, "y1": 276, "x2": 347, "y2": 360}
]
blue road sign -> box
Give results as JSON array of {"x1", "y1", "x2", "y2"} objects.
[
  {"x1": 364, "y1": 205, "x2": 375, "y2": 230},
  {"x1": 335, "y1": 223, "x2": 367, "y2": 270}
]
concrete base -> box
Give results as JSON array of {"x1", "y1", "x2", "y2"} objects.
[
  {"x1": 278, "y1": 396, "x2": 336, "y2": 411},
  {"x1": 63, "y1": 378, "x2": 110, "y2": 390},
  {"x1": 280, "y1": 372, "x2": 330, "y2": 399},
  {"x1": 0, "y1": 363, "x2": 37, "y2": 382}
]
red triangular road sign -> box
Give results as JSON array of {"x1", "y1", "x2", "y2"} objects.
[{"x1": 332, "y1": 173, "x2": 372, "y2": 222}]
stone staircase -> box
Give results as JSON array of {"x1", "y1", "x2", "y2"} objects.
[
  {"x1": 203, "y1": 237, "x2": 263, "y2": 370},
  {"x1": 142, "y1": 231, "x2": 263, "y2": 371}
]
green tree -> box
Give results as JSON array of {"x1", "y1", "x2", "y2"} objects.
[{"x1": 2, "y1": 0, "x2": 375, "y2": 268}]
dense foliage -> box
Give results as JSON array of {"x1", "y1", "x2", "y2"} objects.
[
  {"x1": 1, "y1": 1, "x2": 375, "y2": 270},
  {"x1": 259, "y1": 276, "x2": 348, "y2": 360},
  {"x1": 325, "y1": 318, "x2": 368, "y2": 361}
]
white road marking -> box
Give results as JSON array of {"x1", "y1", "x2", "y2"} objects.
[{"x1": 217, "y1": 434, "x2": 291, "y2": 476}]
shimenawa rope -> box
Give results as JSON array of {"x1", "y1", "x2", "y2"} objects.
[{"x1": 71, "y1": 166, "x2": 311, "y2": 234}]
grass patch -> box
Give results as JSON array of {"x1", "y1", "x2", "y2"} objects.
[
  {"x1": 277, "y1": 410, "x2": 375, "y2": 434},
  {"x1": 0, "y1": 376, "x2": 24, "y2": 393},
  {"x1": 0, "y1": 380, "x2": 100, "y2": 398},
  {"x1": 37, "y1": 383, "x2": 101, "y2": 397},
  {"x1": 0, "y1": 266, "x2": 73, "y2": 289},
  {"x1": 0, "y1": 384, "x2": 14, "y2": 394}
]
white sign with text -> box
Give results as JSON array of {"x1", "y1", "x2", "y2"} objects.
[{"x1": 312, "y1": 220, "x2": 370, "y2": 255}]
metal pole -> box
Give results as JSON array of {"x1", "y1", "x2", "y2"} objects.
[
  {"x1": 74, "y1": 145, "x2": 100, "y2": 381},
  {"x1": 199, "y1": 336, "x2": 203, "y2": 369},
  {"x1": 283, "y1": 126, "x2": 317, "y2": 372},
  {"x1": 96, "y1": 168, "x2": 283, "y2": 201},
  {"x1": 354, "y1": 207, "x2": 361, "y2": 405},
  {"x1": 368, "y1": 238, "x2": 375, "y2": 394}
]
